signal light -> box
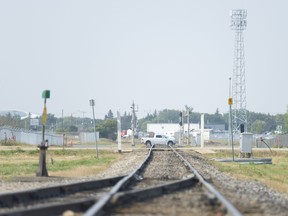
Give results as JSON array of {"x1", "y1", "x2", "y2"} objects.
[{"x1": 240, "y1": 124, "x2": 245, "y2": 133}]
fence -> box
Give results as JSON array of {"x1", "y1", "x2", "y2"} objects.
[
  {"x1": 2, "y1": 125, "x2": 287, "y2": 148},
  {"x1": 209, "y1": 132, "x2": 288, "y2": 148},
  {"x1": 0, "y1": 126, "x2": 100, "y2": 146},
  {"x1": 80, "y1": 132, "x2": 99, "y2": 143},
  {"x1": 0, "y1": 126, "x2": 63, "y2": 146},
  {"x1": 255, "y1": 134, "x2": 288, "y2": 148},
  {"x1": 62, "y1": 132, "x2": 99, "y2": 146}
]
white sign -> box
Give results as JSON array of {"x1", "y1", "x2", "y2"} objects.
[{"x1": 30, "y1": 118, "x2": 39, "y2": 126}]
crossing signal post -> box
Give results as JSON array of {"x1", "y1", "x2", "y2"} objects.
[
  {"x1": 228, "y1": 96, "x2": 235, "y2": 161},
  {"x1": 130, "y1": 101, "x2": 138, "y2": 148},
  {"x1": 185, "y1": 106, "x2": 193, "y2": 145},
  {"x1": 179, "y1": 112, "x2": 183, "y2": 126},
  {"x1": 90, "y1": 99, "x2": 99, "y2": 158},
  {"x1": 117, "y1": 110, "x2": 122, "y2": 153},
  {"x1": 179, "y1": 112, "x2": 183, "y2": 145},
  {"x1": 36, "y1": 90, "x2": 50, "y2": 177}
]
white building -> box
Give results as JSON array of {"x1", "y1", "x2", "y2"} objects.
[
  {"x1": 147, "y1": 123, "x2": 199, "y2": 135},
  {"x1": 147, "y1": 123, "x2": 212, "y2": 141}
]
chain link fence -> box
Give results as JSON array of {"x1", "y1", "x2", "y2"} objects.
[
  {"x1": 1, "y1": 125, "x2": 286, "y2": 148},
  {"x1": 0, "y1": 126, "x2": 63, "y2": 146},
  {"x1": 63, "y1": 132, "x2": 99, "y2": 146},
  {"x1": 0, "y1": 126, "x2": 99, "y2": 147},
  {"x1": 255, "y1": 134, "x2": 288, "y2": 148},
  {"x1": 209, "y1": 133, "x2": 288, "y2": 148}
]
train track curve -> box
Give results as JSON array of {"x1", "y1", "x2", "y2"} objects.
[{"x1": 4, "y1": 144, "x2": 281, "y2": 215}]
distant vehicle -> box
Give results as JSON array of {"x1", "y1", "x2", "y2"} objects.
[
  {"x1": 121, "y1": 130, "x2": 127, "y2": 137},
  {"x1": 141, "y1": 134, "x2": 176, "y2": 147}
]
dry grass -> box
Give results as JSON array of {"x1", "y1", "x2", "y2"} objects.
[
  {"x1": 0, "y1": 148, "x2": 124, "y2": 179},
  {"x1": 206, "y1": 149, "x2": 288, "y2": 194},
  {"x1": 49, "y1": 165, "x2": 109, "y2": 178}
]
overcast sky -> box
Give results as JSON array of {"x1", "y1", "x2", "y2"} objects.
[{"x1": 0, "y1": 0, "x2": 287, "y2": 119}]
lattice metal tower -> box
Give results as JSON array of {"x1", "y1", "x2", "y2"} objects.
[{"x1": 230, "y1": 9, "x2": 248, "y2": 132}]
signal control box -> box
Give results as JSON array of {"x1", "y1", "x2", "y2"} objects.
[{"x1": 239, "y1": 133, "x2": 253, "y2": 158}]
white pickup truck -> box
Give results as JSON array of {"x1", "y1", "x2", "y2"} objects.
[{"x1": 141, "y1": 134, "x2": 176, "y2": 147}]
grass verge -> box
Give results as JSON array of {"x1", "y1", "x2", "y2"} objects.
[
  {"x1": 205, "y1": 149, "x2": 288, "y2": 194},
  {"x1": 0, "y1": 148, "x2": 124, "y2": 179}
]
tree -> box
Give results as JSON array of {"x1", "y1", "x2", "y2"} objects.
[
  {"x1": 275, "y1": 114, "x2": 284, "y2": 128},
  {"x1": 158, "y1": 109, "x2": 181, "y2": 123},
  {"x1": 138, "y1": 120, "x2": 151, "y2": 132},
  {"x1": 45, "y1": 114, "x2": 57, "y2": 130},
  {"x1": 67, "y1": 125, "x2": 78, "y2": 132},
  {"x1": 283, "y1": 112, "x2": 288, "y2": 133},
  {"x1": 0, "y1": 113, "x2": 22, "y2": 128},
  {"x1": 247, "y1": 111, "x2": 277, "y2": 133},
  {"x1": 121, "y1": 112, "x2": 132, "y2": 130},
  {"x1": 137, "y1": 113, "x2": 155, "y2": 132},
  {"x1": 204, "y1": 108, "x2": 225, "y2": 125},
  {"x1": 250, "y1": 120, "x2": 266, "y2": 134},
  {"x1": 105, "y1": 109, "x2": 114, "y2": 119},
  {"x1": 96, "y1": 119, "x2": 117, "y2": 140}
]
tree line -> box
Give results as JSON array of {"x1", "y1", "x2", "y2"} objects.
[{"x1": 1, "y1": 109, "x2": 288, "y2": 140}]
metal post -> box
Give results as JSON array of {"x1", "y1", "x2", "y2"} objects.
[
  {"x1": 185, "y1": 106, "x2": 193, "y2": 145},
  {"x1": 187, "y1": 110, "x2": 190, "y2": 145},
  {"x1": 228, "y1": 78, "x2": 232, "y2": 146},
  {"x1": 178, "y1": 111, "x2": 182, "y2": 145},
  {"x1": 62, "y1": 109, "x2": 64, "y2": 131},
  {"x1": 178, "y1": 125, "x2": 181, "y2": 145},
  {"x1": 42, "y1": 99, "x2": 46, "y2": 142},
  {"x1": 117, "y1": 110, "x2": 122, "y2": 153},
  {"x1": 230, "y1": 104, "x2": 235, "y2": 161},
  {"x1": 37, "y1": 90, "x2": 50, "y2": 177},
  {"x1": 228, "y1": 82, "x2": 235, "y2": 161},
  {"x1": 90, "y1": 99, "x2": 98, "y2": 158},
  {"x1": 181, "y1": 110, "x2": 184, "y2": 145},
  {"x1": 201, "y1": 114, "x2": 204, "y2": 148},
  {"x1": 131, "y1": 101, "x2": 136, "y2": 147}
]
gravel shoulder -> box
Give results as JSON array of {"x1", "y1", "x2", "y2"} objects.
[{"x1": 1, "y1": 148, "x2": 288, "y2": 216}]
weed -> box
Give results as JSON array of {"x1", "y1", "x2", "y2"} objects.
[
  {"x1": 0, "y1": 149, "x2": 122, "y2": 179},
  {"x1": 206, "y1": 149, "x2": 288, "y2": 194}
]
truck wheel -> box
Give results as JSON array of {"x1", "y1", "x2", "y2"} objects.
[
  {"x1": 146, "y1": 141, "x2": 152, "y2": 148},
  {"x1": 168, "y1": 141, "x2": 173, "y2": 146}
]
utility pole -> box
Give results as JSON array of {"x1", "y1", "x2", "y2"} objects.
[
  {"x1": 187, "y1": 111, "x2": 189, "y2": 145},
  {"x1": 178, "y1": 111, "x2": 183, "y2": 145},
  {"x1": 89, "y1": 99, "x2": 98, "y2": 158},
  {"x1": 117, "y1": 110, "x2": 122, "y2": 153},
  {"x1": 28, "y1": 112, "x2": 31, "y2": 130},
  {"x1": 185, "y1": 106, "x2": 193, "y2": 145},
  {"x1": 131, "y1": 101, "x2": 137, "y2": 147},
  {"x1": 78, "y1": 110, "x2": 86, "y2": 131},
  {"x1": 228, "y1": 78, "x2": 235, "y2": 161},
  {"x1": 228, "y1": 77, "x2": 232, "y2": 146},
  {"x1": 201, "y1": 114, "x2": 205, "y2": 148},
  {"x1": 61, "y1": 109, "x2": 64, "y2": 131}
]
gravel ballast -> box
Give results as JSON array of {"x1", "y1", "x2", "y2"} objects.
[{"x1": 1, "y1": 148, "x2": 288, "y2": 215}]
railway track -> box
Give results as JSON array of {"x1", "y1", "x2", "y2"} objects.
[
  {"x1": 87, "y1": 145, "x2": 242, "y2": 216},
  {"x1": 0, "y1": 145, "x2": 242, "y2": 216},
  {"x1": 0, "y1": 176, "x2": 124, "y2": 216}
]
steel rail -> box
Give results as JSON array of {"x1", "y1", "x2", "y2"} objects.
[
  {"x1": 169, "y1": 146, "x2": 243, "y2": 216},
  {"x1": 0, "y1": 197, "x2": 96, "y2": 216},
  {"x1": 110, "y1": 175, "x2": 198, "y2": 205},
  {"x1": 0, "y1": 176, "x2": 124, "y2": 208},
  {"x1": 84, "y1": 144, "x2": 155, "y2": 216}
]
